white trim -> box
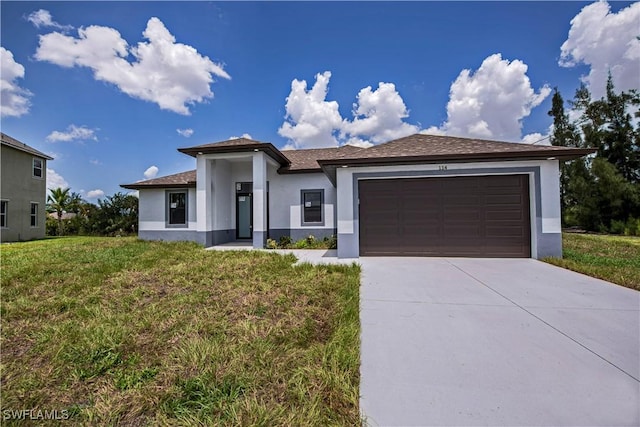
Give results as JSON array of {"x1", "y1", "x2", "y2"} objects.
[
  {"x1": 0, "y1": 199, "x2": 8, "y2": 229},
  {"x1": 29, "y1": 201, "x2": 39, "y2": 228},
  {"x1": 140, "y1": 220, "x2": 197, "y2": 231},
  {"x1": 542, "y1": 218, "x2": 562, "y2": 233},
  {"x1": 32, "y1": 158, "x2": 43, "y2": 179}
]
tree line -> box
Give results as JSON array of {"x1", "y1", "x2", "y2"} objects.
[
  {"x1": 46, "y1": 188, "x2": 138, "y2": 236},
  {"x1": 548, "y1": 74, "x2": 639, "y2": 235}
]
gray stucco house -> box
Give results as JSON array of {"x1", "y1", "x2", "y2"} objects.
[
  {"x1": 1, "y1": 133, "x2": 53, "y2": 242},
  {"x1": 122, "y1": 134, "x2": 593, "y2": 259}
]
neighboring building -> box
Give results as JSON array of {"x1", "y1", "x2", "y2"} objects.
[
  {"x1": 122, "y1": 134, "x2": 594, "y2": 259},
  {"x1": 1, "y1": 133, "x2": 53, "y2": 242}
]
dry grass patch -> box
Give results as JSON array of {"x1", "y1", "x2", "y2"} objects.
[{"x1": 1, "y1": 237, "x2": 360, "y2": 425}]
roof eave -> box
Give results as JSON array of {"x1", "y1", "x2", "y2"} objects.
[
  {"x1": 317, "y1": 149, "x2": 597, "y2": 167},
  {"x1": 319, "y1": 148, "x2": 597, "y2": 184},
  {"x1": 1, "y1": 141, "x2": 54, "y2": 160},
  {"x1": 178, "y1": 143, "x2": 291, "y2": 167},
  {"x1": 277, "y1": 167, "x2": 323, "y2": 174},
  {"x1": 120, "y1": 183, "x2": 196, "y2": 190}
]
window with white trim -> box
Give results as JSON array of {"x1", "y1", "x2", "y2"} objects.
[
  {"x1": 301, "y1": 189, "x2": 324, "y2": 225},
  {"x1": 33, "y1": 158, "x2": 43, "y2": 178},
  {"x1": 0, "y1": 200, "x2": 7, "y2": 228},
  {"x1": 167, "y1": 191, "x2": 187, "y2": 226},
  {"x1": 30, "y1": 203, "x2": 38, "y2": 227}
]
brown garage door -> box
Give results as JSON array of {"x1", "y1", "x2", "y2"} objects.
[{"x1": 359, "y1": 175, "x2": 531, "y2": 257}]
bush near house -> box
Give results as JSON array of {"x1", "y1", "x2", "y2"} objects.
[
  {"x1": 267, "y1": 235, "x2": 338, "y2": 250},
  {"x1": 1, "y1": 237, "x2": 361, "y2": 425}
]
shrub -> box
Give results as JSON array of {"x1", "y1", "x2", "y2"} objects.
[
  {"x1": 325, "y1": 234, "x2": 338, "y2": 249},
  {"x1": 624, "y1": 217, "x2": 640, "y2": 236},
  {"x1": 278, "y1": 236, "x2": 293, "y2": 248},
  {"x1": 265, "y1": 238, "x2": 278, "y2": 249}
]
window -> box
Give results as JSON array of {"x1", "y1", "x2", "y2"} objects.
[
  {"x1": 30, "y1": 203, "x2": 38, "y2": 227},
  {"x1": 0, "y1": 201, "x2": 7, "y2": 228},
  {"x1": 167, "y1": 191, "x2": 187, "y2": 226},
  {"x1": 301, "y1": 189, "x2": 324, "y2": 225},
  {"x1": 33, "y1": 158, "x2": 43, "y2": 178}
]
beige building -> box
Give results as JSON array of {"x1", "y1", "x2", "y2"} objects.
[{"x1": 1, "y1": 133, "x2": 53, "y2": 242}]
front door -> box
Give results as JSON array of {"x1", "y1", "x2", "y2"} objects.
[{"x1": 236, "y1": 193, "x2": 252, "y2": 239}]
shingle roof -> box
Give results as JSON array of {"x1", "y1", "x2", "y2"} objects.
[
  {"x1": 178, "y1": 137, "x2": 290, "y2": 165},
  {"x1": 280, "y1": 145, "x2": 363, "y2": 172},
  {"x1": 121, "y1": 170, "x2": 196, "y2": 189},
  {"x1": 123, "y1": 133, "x2": 595, "y2": 189},
  {"x1": 317, "y1": 133, "x2": 596, "y2": 184},
  {"x1": 1, "y1": 132, "x2": 53, "y2": 160},
  {"x1": 322, "y1": 134, "x2": 594, "y2": 162}
]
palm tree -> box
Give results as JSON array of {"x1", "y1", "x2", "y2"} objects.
[{"x1": 47, "y1": 187, "x2": 70, "y2": 236}]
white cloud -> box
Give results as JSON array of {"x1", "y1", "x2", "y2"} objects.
[
  {"x1": 46, "y1": 168, "x2": 69, "y2": 190},
  {"x1": 432, "y1": 54, "x2": 551, "y2": 141},
  {"x1": 144, "y1": 165, "x2": 159, "y2": 179},
  {"x1": 229, "y1": 133, "x2": 253, "y2": 140},
  {"x1": 35, "y1": 16, "x2": 230, "y2": 115},
  {"x1": 89, "y1": 159, "x2": 101, "y2": 165},
  {"x1": 280, "y1": 59, "x2": 549, "y2": 148},
  {"x1": 26, "y1": 9, "x2": 73, "y2": 31},
  {"x1": 279, "y1": 73, "x2": 419, "y2": 149},
  {"x1": 521, "y1": 132, "x2": 551, "y2": 146},
  {"x1": 1, "y1": 47, "x2": 32, "y2": 118},
  {"x1": 341, "y1": 82, "x2": 419, "y2": 145},
  {"x1": 560, "y1": 1, "x2": 640, "y2": 98},
  {"x1": 46, "y1": 124, "x2": 98, "y2": 142},
  {"x1": 177, "y1": 128, "x2": 194, "y2": 138},
  {"x1": 278, "y1": 71, "x2": 343, "y2": 149},
  {"x1": 86, "y1": 189, "x2": 105, "y2": 199}
]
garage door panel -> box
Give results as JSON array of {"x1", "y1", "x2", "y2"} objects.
[
  {"x1": 443, "y1": 226, "x2": 482, "y2": 238},
  {"x1": 444, "y1": 195, "x2": 481, "y2": 205},
  {"x1": 444, "y1": 207, "x2": 481, "y2": 221},
  {"x1": 359, "y1": 175, "x2": 530, "y2": 257},
  {"x1": 486, "y1": 194, "x2": 524, "y2": 205},
  {"x1": 486, "y1": 209, "x2": 525, "y2": 221},
  {"x1": 486, "y1": 226, "x2": 527, "y2": 237}
]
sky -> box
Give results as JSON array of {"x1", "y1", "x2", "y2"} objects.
[{"x1": 1, "y1": 1, "x2": 639, "y2": 200}]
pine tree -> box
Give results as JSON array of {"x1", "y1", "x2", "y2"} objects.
[{"x1": 548, "y1": 88, "x2": 582, "y2": 224}]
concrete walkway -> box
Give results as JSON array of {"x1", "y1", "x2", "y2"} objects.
[
  {"x1": 359, "y1": 257, "x2": 640, "y2": 426},
  {"x1": 207, "y1": 243, "x2": 358, "y2": 266}
]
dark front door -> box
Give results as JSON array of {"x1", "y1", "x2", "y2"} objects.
[
  {"x1": 236, "y1": 193, "x2": 253, "y2": 239},
  {"x1": 359, "y1": 175, "x2": 531, "y2": 257}
]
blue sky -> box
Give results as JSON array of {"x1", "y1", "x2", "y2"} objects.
[{"x1": 1, "y1": 1, "x2": 638, "y2": 200}]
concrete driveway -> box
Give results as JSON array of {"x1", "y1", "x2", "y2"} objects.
[{"x1": 359, "y1": 258, "x2": 640, "y2": 426}]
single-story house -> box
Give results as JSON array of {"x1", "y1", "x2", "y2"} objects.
[{"x1": 121, "y1": 134, "x2": 593, "y2": 259}]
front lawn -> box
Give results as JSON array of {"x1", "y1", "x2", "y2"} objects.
[
  {"x1": 544, "y1": 233, "x2": 640, "y2": 291},
  {"x1": 1, "y1": 237, "x2": 361, "y2": 425}
]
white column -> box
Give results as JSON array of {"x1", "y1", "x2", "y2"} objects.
[
  {"x1": 252, "y1": 151, "x2": 268, "y2": 248},
  {"x1": 196, "y1": 156, "x2": 213, "y2": 245},
  {"x1": 540, "y1": 160, "x2": 562, "y2": 233}
]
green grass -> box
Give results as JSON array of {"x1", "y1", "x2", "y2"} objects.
[
  {"x1": 544, "y1": 233, "x2": 640, "y2": 291},
  {"x1": 1, "y1": 237, "x2": 361, "y2": 425}
]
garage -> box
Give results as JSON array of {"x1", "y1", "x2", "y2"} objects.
[{"x1": 358, "y1": 174, "x2": 531, "y2": 257}]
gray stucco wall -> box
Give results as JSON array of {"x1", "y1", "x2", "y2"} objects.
[{"x1": 1, "y1": 145, "x2": 48, "y2": 242}]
